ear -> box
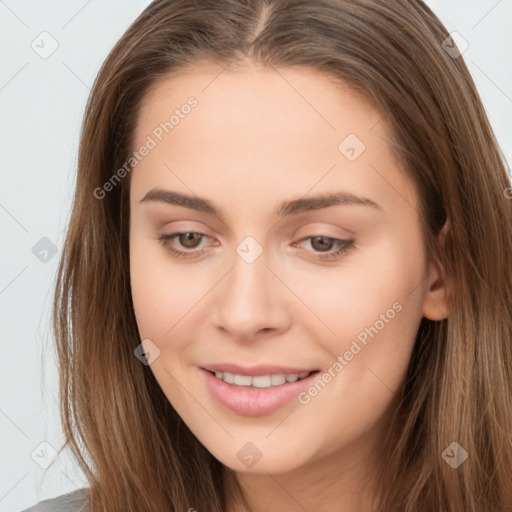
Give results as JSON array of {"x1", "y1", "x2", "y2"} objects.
[{"x1": 422, "y1": 219, "x2": 452, "y2": 321}]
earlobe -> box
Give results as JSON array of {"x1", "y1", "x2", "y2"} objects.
[{"x1": 422, "y1": 219, "x2": 452, "y2": 321}]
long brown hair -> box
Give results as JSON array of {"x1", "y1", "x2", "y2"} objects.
[{"x1": 52, "y1": 1, "x2": 512, "y2": 510}]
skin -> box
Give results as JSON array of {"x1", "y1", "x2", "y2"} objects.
[{"x1": 129, "y1": 60, "x2": 451, "y2": 512}]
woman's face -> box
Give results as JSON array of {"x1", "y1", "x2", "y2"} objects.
[{"x1": 129, "y1": 62, "x2": 449, "y2": 474}]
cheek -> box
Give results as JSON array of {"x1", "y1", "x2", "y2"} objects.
[
  {"x1": 284, "y1": 240, "x2": 425, "y2": 456},
  {"x1": 285, "y1": 228, "x2": 426, "y2": 347},
  {"x1": 129, "y1": 231, "x2": 206, "y2": 342},
  {"x1": 287, "y1": 232, "x2": 427, "y2": 423},
  {"x1": 129, "y1": 238, "x2": 207, "y2": 408}
]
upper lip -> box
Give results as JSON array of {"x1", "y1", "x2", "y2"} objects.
[{"x1": 201, "y1": 364, "x2": 318, "y2": 376}]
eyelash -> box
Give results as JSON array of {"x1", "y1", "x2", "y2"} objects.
[{"x1": 157, "y1": 231, "x2": 354, "y2": 262}]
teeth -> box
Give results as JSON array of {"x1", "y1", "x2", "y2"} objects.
[
  {"x1": 233, "y1": 374, "x2": 252, "y2": 386},
  {"x1": 271, "y1": 374, "x2": 286, "y2": 385},
  {"x1": 212, "y1": 371, "x2": 312, "y2": 387},
  {"x1": 252, "y1": 375, "x2": 272, "y2": 388}
]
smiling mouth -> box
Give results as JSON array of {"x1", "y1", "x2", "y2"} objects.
[{"x1": 206, "y1": 370, "x2": 319, "y2": 388}]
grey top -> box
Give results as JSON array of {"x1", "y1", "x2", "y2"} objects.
[{"x1": 21, "y1": 489, "x2": 89, "y2": 512}]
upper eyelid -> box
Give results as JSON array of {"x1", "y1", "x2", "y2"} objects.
[{"x1": 160, "y1": 221, "x2": 352, "y2": 239}]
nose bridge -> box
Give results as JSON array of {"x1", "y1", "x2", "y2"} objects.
[{"x1": 214, "y1": 238, "x2": 289, "y2": 338}]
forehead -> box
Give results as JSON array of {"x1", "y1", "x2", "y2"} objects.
[
  {"x1": 130, "y1": 62, "x2": 418, "y2": 215},
  {"x1": 136, "y1": 62, "x2": 381, "y2": 142}
]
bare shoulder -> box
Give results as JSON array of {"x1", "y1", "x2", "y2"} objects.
[{"x1": 20, "y1": 488, "x2": 89, "y2": 512}]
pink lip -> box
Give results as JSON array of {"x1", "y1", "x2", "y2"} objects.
[
  {"x1": 200, "y1": 367, "x2": 319, "y2": 416},
  {"x1": 202, "y1": 363, "x2": 315, "y2": 376}
]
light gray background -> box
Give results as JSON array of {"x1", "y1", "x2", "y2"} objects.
[{"x1": 1, "y1": 1, "x2": 511, "y2": 510}]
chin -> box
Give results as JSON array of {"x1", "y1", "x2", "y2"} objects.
[{"x1": 203, "y1": 439, "x2": 315, "y2": 475}]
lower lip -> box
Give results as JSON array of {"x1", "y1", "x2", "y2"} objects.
[{"x1": 200, "y1": 368, "x2": 318, "y2": 416}]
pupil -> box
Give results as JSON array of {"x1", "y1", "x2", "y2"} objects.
[
  {"x1": 180, "y1": 232, "x2": 200, "y2": 248},
  {"x1": 312, "y1": 236, "x2": 332, "y2": 252}
]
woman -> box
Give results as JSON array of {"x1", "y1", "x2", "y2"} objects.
[{"x1": 23, "y1": 0, "x2": 512, "y2": 510}]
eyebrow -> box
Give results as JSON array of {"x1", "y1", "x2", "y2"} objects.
[{"x1": 139, "y1": 187, "x2": 382, "y2": 217}]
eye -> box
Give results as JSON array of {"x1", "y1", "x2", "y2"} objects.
[
  {"x1": 158, "y1": 231, "x2": 213, "y2": 259},
  {"x1": 158, "y1": 232, "x2": 354, "y2": 262},
  {"x1": 295, "y1": 235, "x2": 354, "y2": 262},
  {"x1": 173, "y1": 232, "x2": 204, "y2": 249}
]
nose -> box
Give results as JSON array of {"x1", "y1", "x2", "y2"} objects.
[{"x1": 213, "y1": 248, "x2": 292, "y2": 341}]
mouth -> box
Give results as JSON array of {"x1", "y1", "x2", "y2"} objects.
[{"x1": 200, "y1": 366, "x2": 321, "y2": 416}]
